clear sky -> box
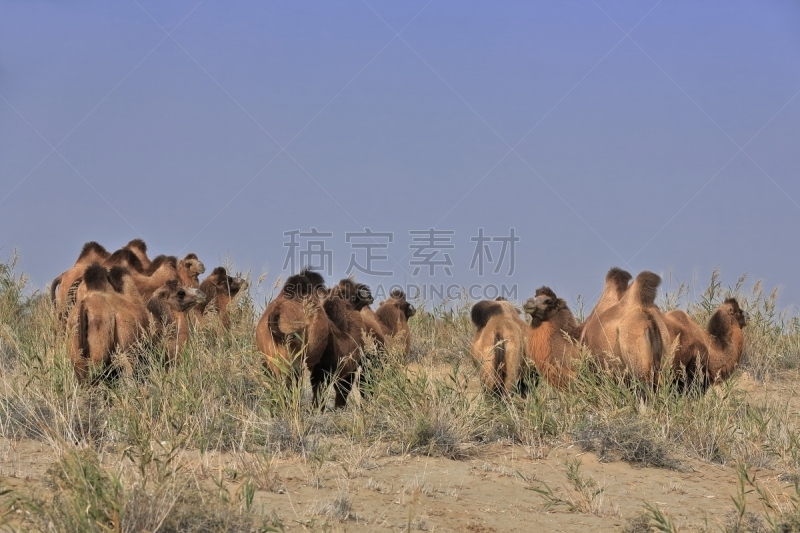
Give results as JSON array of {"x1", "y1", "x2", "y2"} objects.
[{"x1": 2, "y1": 0, "x2": 799, "y2": 311}]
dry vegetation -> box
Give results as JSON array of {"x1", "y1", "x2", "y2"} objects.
[{"x1": 2, "y1": 252, "x2": 800, "y2": 531}]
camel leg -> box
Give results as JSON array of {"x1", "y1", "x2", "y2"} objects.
[
  {"x1": 310, "y1": 365, "x2": 328, "y2": 411},
  {"x1": 334, "y1": 372, "x2": 355, "y2": 409}
]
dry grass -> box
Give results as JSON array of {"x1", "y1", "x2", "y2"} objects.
[{"x1": 2, "y1": 253, "x2": 800, "y2": 530}]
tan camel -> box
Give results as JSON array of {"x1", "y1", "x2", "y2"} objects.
[
  {"x1": 146, "y1": 279, "x2": 206, "y2": 363},
  {"x1": 66, "y1": 264, "x2": 149, "y2": 383},
  {"x1": 196, "y1": 266, "x2": 245, "y2": 328},
  {"x1": 580, "y1": 271, "x2": 671, "y2": 384},
  {"x1": 177, "y1": 253, "x2": 206, "y2": 288},
  {"x1": 331, "y1": 279, "x2": 386, "y2": 347},
  {"x1": 51, "y1": 241, "x2": 111, "y2": 320},
  {"x1": 523, "y1": 287, "x2": 583, "y2": 389},
  {"x1": 375, "y1": 289, "x2": 416, "y2": 357},
  {"x1": 664, "y1": 298, "x2": 747, "y2": 389},
  {"x1": 256, "y1": 269, "x2": 331, "y2": 386},
  {"x1": 470, "y1": 298, "x2": 529, "y2": 396}
]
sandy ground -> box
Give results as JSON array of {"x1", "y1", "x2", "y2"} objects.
[{"x1": 2, "y1": 372, "x2": 800, "y2": 531}]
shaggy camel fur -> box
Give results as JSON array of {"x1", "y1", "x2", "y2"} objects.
[
  {"x1": 584, "y1": 268, "x2": 632, "y2": 325},
  {"x1": 177, "y1": 253, "x2": 206, "y2": 288},
  {"x1": 332, "y1": 279, "x2": 386, "y2": 347},
  {"x1": 256, "y1": 269, "x2": 330, "y2": 384},
  {"x1": 664, "y1": 298, "x2": 747, "y2": 390},
  {"x1": 523, "y1": 287, "x2": 583, "y2": 389},
  {"x1": 51, "y1": 242, "x2": 111, "y2": 319},
  {"x1": 67, "y1": 264, "x2": 149, "y2": 383},
  {"x1": 62, "y1": 253, "x2": 180, "y2": 324},
  {"x1": 124, "y1": 239, "x2": 151, "y2": 271},
  {"x1": 103, "y1": 248, "x2": 145, "y2": 272},
  {"x1": 580, "y1": 271, "x2": 671, "y2": 384},
  {"x1": 147, "y1": 279, "x2": 206, "y2": 363},
  {"x1": 470, "y1": 298, "x2": 529, "y2": 396},
  {"x1": 375, "y1": 289, "x2": 416, "y2": 357},
  {"x1": 196, "y1": 266, "x2": 245, "y2": 328},
  {"x1": 313, "y1": 287, "x2": 368, "y2": 408},
  {"x1": 123, "y1": 255, "x2": 181, "y2": 300}
]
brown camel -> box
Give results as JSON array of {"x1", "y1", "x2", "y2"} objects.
[
  {"x1": 195, "y1": 266, "x2": 245, "y2": 328},
  {"x1": 64, "y1": 253, "x2": 180, "y2": 321},
  {"x1": 51, "y1": 241, "x2": 111, "y2": 320},
  {"x1": 256, "y1": 269, "x2": 331, "y2": 387},
  {"x1": 580, "y1": 271, "x2": 671, "y2": 384},
  {"x1": 523, "y1": 287, "x2": 583, "y2": 389},
  {"x1": 375, "y1": 289, "x2": 416, "y2": 357},
  {"x1": 177, "y1": 253, "x2": 206, "y2": 288},
  {"x1": 66, "y1": 264, "x2": 150, "y2": 383},
  {"x1": 470, "y1": 298, "x2": 529, "y2": 396},
  {"x1": 664, "y1": 298, "x2": 747, "y2": 390},
  {"x1": 146, "y1": 279, "x2": 206, "y2": 363},
  {"x1": 331, "y1": 279, "x2": 386, "y2": 346},
  {"x1": 313, "y1": 287, "x2": 369, "y2": 408}
]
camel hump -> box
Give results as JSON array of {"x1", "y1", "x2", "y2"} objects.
[
  {"x1": 283, "y1": 268, "x2": 326, "y2": 299},
  {"x1": 83, "y1": 264, "x2": 109, "y2": 291},
  {"x1": 107, "y1": 249, "x2": 144, "y2": 272},
  {"x1": 126, "y1": 238, "x2": 147, "y2": 252},
  {"x1": 631, "y1": 271, "x2": 661, "y2": 307},
  {"x1": 323, "y1": 296, "x2": 351, "y2": 331},
  {"x1": 147, "y1": 255, "x2": 178, "y2": 273},
  {"x1": 606, "y1": 267, "x2": 632, "y2": 294},
  {"x1": 471, "y1": 300, "x2": 503, "y2": 330},
  {"x1": 78, "y1": 241, "x2": 109, "y2": 261}
]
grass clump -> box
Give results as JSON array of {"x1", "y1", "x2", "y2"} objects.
[{"x1": 574, "y1": 414, "x2": 678, "y2": 469}]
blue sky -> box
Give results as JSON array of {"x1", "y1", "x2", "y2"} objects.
[{"x1": 2, "y1": 0, "x2": 799, "y2": 310}]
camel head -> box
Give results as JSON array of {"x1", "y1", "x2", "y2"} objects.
[
  {"x1": 205, "y1": 267, "x2": 246, "y2": 298},
  {"x1": 388, "y1": 289, "x2": 415, "y2": 319},
  {"x1": 152, "y1": 279, "x2": 206, "y2": 312},
  {"x1": 721, "y1": 298, "x2": 747, "y2": 329},
  {"x1": 332, "y1": 278, "x2": 375, "y2": 310},
  {"x1": 523, "y1": 286, "x2": 566, "y2": 327},
  {"x1": 179, "y1": 253, "x2": 206, "y2": 282}
]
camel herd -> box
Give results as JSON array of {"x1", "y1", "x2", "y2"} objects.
[
  {"x1": 51, "y1": 240, "x2": 746, "y2": 404},
  {"x1": 472, "y1": 268, "x2": 747, "y2": 396},
  {"x1": 51, "y1": 240, "x2": 416, "y2": 405},
  {"x1": 51, "y1": 240, "x2": 244, "y2": 381}
]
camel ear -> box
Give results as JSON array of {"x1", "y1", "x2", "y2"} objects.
[{"x1": 556, "y1": 298, "x2": 568, "y2": 310}]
